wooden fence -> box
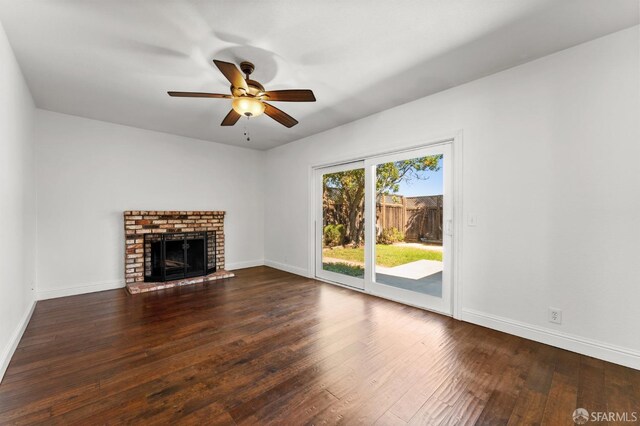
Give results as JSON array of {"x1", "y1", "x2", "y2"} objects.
[{"x1": 377, "y1": 195, "x2": 443, "y2": 244}]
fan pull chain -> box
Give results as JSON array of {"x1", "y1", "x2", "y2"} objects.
[{"x1": 243, "y1": 117, "x2": 251, "y2": 143}]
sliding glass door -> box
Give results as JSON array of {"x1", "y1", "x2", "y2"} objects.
[
  {"x1": 315, "y1": 161, "x2": 366, "y2": 290},
  {"x1": 314, "y1": 142, "x2": 453, "y2": 315},
  {"x1": 365, "y1": 144, "x2": 452, "y2": 314}
]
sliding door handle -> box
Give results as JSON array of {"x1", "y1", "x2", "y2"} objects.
[{"x1": 444, "y1": 219, "x2": 453, "y2": 236}]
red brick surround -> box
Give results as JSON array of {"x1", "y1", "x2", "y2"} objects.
[{"x1": 124, "y1": 211, "x2": 234, "y2": 294}]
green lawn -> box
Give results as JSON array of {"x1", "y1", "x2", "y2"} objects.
[
  {"x1": 322, "y1": 262, "x2": 364, "y2": 278},
  {"x1": 323, "y1": 244, "x2": 442, "y2": 267}
]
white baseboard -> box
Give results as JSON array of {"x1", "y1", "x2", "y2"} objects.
[
  {"x1": 226, "y1": 259, "x2": 264, "y2": 270},
  {"x1": 37, "y1": 279, "x2": 125, "y2": 300},
  {"x1": 1, "y1": 298, "x2": 36, "y2": 383},
  {"x1": 264, "y1": 260, "x2": 310, "y2": 278},
  {"x1": 461, "y1": 308, "x2": 640, "y2": 371}
]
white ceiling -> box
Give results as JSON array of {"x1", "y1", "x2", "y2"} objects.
[{"x1": 0, "y1": 1, "x2": 637, "y2": 150}]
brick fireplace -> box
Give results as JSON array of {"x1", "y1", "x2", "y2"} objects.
[{"x1": 124, "y1": 211, "x2": 234, "y2": 294}]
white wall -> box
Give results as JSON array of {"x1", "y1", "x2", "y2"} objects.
[
  {"x1": 35, "y1": 110, "x2": 265, "y2": 299},
  {"x1": 0, "y1": 20, "x2": 37, "y2": 380},
  {"x1": 264, "y1": 27, "x2": 640, "y2": 368}
]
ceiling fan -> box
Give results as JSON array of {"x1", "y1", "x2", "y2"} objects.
[{"x1": 168, "y1": 60, "x2": 316, "y2": 128}]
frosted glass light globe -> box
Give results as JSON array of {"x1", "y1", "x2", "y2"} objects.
[{"x1": 232, "y1": 97, "x2": 265, "y2": 117}]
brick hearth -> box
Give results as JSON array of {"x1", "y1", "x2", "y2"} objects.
[{"x1": 123, "y1": 210, "x2": 234, "y2": 294}]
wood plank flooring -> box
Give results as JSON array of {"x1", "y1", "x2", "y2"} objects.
[{"x1": 1, "y1": 266, "x2": 638, "y2": 425}]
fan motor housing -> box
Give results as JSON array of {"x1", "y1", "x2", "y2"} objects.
[{"x1": 246, "y1": 80, "x2": 264, "y2": 96}]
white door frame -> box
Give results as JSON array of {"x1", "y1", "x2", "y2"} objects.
[{"x1": 309, "y1": 132, "x2": 464, "y2": 319}]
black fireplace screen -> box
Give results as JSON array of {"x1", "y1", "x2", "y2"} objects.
[{"x1": 144, "y1": 232, "x2": 216, "y2": 282}]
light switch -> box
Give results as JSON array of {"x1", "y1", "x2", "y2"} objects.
[{"x1": 467, "y1": 214, "x2": 478, "y2": 227}]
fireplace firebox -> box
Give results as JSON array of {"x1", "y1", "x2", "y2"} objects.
[{"x1": 144, "y1": 232, "x2": 216, "y2": 282}]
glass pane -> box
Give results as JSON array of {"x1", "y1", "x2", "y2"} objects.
[
  {"x1": 374, "y1": 154, "x2": 444, "y2": 297},
  {"x1": 321, "y1": 168, "x2": 365, "y2": 278},
  {"x1": 186, "y1": 236, "x2": 205, "y2": 276},
  {"x1": 165, "y1": 239, "x2": 185, "y2": 279}
]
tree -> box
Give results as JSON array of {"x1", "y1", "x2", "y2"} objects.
[{"x1": 323, "y1": 155, "x2": 442, "y2": 246}]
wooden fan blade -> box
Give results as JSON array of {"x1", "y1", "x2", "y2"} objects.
[
  {"x1": 213, "y1": 60, "x2": 248, "y2": 91},
  {"x1": 262, "y1": 89, "x2": 316, "y2": 102},
  {"x1": 168, "y1": 91, "x2": 231, "y2": 98},
  {"x1": 264, "y1": 103, "x2": 298, "y2": 128},
  {"x1": 221, "y1": 109, "x2": 242, "y2": 126}
]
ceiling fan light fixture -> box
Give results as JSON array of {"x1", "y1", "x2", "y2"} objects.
[
  {"x1": 232, "y1": 96, "x2": 265, "y2": 117},
  {"x1": 169, "y1": 59, "x2": 315, "y2": 127}
]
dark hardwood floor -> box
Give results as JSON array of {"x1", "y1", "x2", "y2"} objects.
[{"x1": 1, "y1": 266, "x2": 638, "y2": 425}]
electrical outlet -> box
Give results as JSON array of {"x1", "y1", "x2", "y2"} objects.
[{"x1": 548, "y1": 308, "x2": 562, "y2": 324}]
